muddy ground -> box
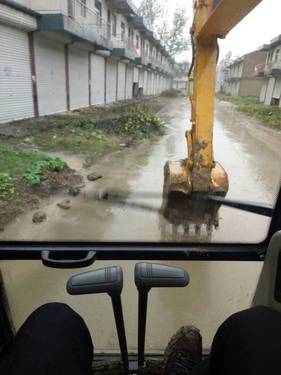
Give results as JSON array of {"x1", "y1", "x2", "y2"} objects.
[
  {"x1": 0, "y1": 96, "x2": 170, "y2": 230},
  {"x1": 0, "y1": 169, "x2": 82, "y2": 231}
]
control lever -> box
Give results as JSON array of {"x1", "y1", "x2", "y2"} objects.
[
  {"x1": 135, "y1": 263, "x2": 189, "y2": 368},
  {"x1": 67, "y1": 266, "x2": 128, "y2": 368}
]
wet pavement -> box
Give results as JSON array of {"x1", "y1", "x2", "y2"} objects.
[{"x1": 0, "y1": 98, "x2": 281, "y2": 351}]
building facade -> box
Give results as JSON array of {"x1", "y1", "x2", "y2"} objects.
[
  {"x1": 223, "y1": 50, "x2": 267, "y2": 97},
  {"x1": 0, "y1": 0, "x2": 175, "y2": 123},
  {"x1": 259, "y1": 35, "x2": 281, "y2": 106}
]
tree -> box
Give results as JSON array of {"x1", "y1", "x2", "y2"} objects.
[
  {"x1": 138, "y1": 0, "x2": 190, "y2": 58},
  {"x1": 216, "y1": 51, "x2": 233, "y2": 92},
  {"x1": 220, "y1": 51, "x2": 233, "y2": 68},
  {"x1": 138, "y1": 0, "x2": 162, "y2": 30},
  {"x1": 159, "y1": 7, "x2": 190, "y2": 57},
  {"x1": 175, "y1": 60, "x2": 190, "y2": 77}
]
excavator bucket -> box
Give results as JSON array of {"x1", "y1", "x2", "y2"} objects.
[
  {"x1": 161, "y1": 160, "x2": 228, "y2": 239},
  {"x1": 163, "y1": 160, "x2": 229, "y2": 197}
]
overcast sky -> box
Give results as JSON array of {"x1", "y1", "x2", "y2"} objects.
[{"x1": 133, "y1": 0, "x2": 280, "y2": 62}]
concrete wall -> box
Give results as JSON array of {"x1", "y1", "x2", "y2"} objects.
[
  {"x1": 242, "y1": 51, "x2": 267, "y2": 78},
  {"x1": 239, "y1": 78, "x2": 265, "y2": 97},
  {"x1": 225, "y1": 50, "x2": 267, "y2": 98}
]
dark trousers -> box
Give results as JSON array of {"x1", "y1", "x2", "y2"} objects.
[
  {"x1": 1, "y1": 304, "x2": 281, "y2": 375},
  {"x1": 0, "y1": 303, "x2": 93, "y2": 375},
  {"x1": 192, "y1": 306, "x2": 281, "y2": 375}
]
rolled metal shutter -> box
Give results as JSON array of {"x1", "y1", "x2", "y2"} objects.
[
  {"x1": 91, "y1": 54, "x2": 105, "y2": 105},
  {"x1": 0, "y1": 24, "x2": 33, "y2": 123},
  {"x1": 139, "y1": 69, "x2": 144, "y2": 89},
  {"x1": 155, "y1": 75, "x2": 159, "y2": 94},
  {"x1": 148, "y1": 72, "x2": 152, "y2": 95},
  {"x1": 151, "y1": 73, "x2": 155, "y2": 95},
  {"x1": 117, "y1": 62, "x2": 126, "y2": 101},
  {"x1": 35, "y1": 35, "x2": 67, "y2": 116},
  {"x1": 106, "y1": 60, "x2": 117, "y2": 104},
  {"x1": 69, "y1": 46, "x2": 89, "y2": 110},
  {"x1": 126, "y1": 65, "x2": 133, "y2": 99},
  {"x1": 143, "y1": 70, "x2": 148, "y2": 95}
]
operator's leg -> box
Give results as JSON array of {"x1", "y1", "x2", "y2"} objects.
[
  {"x1": 0, "y1": 303, "x2": 93, "y2": 375},
  {"x1": 191, "y1": 306, "x2": 281, "y2": 375}
]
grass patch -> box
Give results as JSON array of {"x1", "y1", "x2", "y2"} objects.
[
  {"x1": 32, "y1": 128, "x2": 116, "y2": 160},
  {"x1": 0, "y1": 146, "x2": 67, "y2": 196},
  {"x1": 217, "y1": 94, "x2": 281, "y2": 130},
  {"x1": 24, "y1": 158, "x2": 66, "y2": 186},
  {"x1": 0, "y1": 147, "x2": 50, "y2": 178},
  {"x1": 18, "y1": 106, "x2": 164, "y2": 161},
  {"x1": 0, "y1": 174, "x2": 15, "y2": 197}
]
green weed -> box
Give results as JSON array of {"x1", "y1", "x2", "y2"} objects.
[
  {"x1": 217, "y1": 95, "x2": 281, "y2": 130},
  {"x1": 24, "y1": 158, "x2": 66, "y2": 186},
  {"x1": 117, "y1": 106, "x2": 164, "y2": 139},
  {"x1": 0, "y1": 173, "x2": 15, "y2": 197}
]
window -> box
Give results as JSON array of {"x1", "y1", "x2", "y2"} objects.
[
  {"x1": 95, "y1": 0, "x2": 102, "y2": 16},
  {"x1": 136, "y1": 35, "x2": 140, "y2": 49},
  {"x1": 145, "y1": 43, "x2": 149, "y2": 56},
  {"x1": 275, "y1": 49, "x2": 280, "y2": 62},
  {"x1": 0, "y1": 0, "x2": 280, "y2": 250},
  {"x1": 81, "y1": 0, "x2": 86, "y2": 17},
  {"x1": 121, "y1": 22, "x2": 126, "y2": 41},
  {"x1": 128, "y1": 28, "x2": 134, "y2": 41},
  {"x1": 112, "y1": 14, "x2": 117, "y2": 37},
  {"x1": 267, "y1": 51, "x2": 273, "y2": 63},
  {"x1": 67, "y1": 0, "x2": 75, "y2": 18},
  {"x1": 107, "y1": 10, "x2": 111, "y2": 38},
  {"x1": 107, "y1": 10, "x2": 111, "y2": 24}
]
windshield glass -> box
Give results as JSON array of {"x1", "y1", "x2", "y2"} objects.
[{"x1": 0, "y1": 0, "x2": 280, "y2": 244}]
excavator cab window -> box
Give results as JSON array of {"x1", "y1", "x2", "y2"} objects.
[{"x1": 0, "y1": 0, "x2": 281, "y2": 373}]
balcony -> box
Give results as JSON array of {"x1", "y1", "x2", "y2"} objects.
[
  {"x1": 134, "y1": 50, "x2": 150, "y2": 67},
  {"x1": 112, "y1": 35, "x2": 140, "y2": 62},
  {"x1": 106, "y1": 0, "x2": 138, "y2": 16},
  {"x1": 150, "y1": 57, "x2": 162, "y2": 71},
  {"x1": 265, "y1": 61, "x2": 281, "y2": 77},
  {"x1": 127, "y1": 15, "x2": 148, "y2": 32},
  {"x1": 22, "y1": 0, "x2": 113, "y2": 50}
]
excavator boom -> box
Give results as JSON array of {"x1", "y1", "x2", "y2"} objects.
[{"x1": 164, "y1": 0, "x2": 262, "y2": 196}]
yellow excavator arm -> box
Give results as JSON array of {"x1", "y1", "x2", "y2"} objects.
[{"x1": 164, "y1": 0, "x2": 262, "y2": 197}]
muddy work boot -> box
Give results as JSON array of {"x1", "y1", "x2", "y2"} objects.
[{"x1": 162, "y1": 326, "x2": 202, "y2": 375}]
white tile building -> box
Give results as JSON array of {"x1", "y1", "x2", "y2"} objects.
[{"x1": 0, "y1": 0, "x2": 175, "y2": 123}]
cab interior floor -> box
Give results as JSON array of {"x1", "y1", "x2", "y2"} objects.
[{"x1": 93, "y1": 360, "x2": 162, "y2": 374}]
